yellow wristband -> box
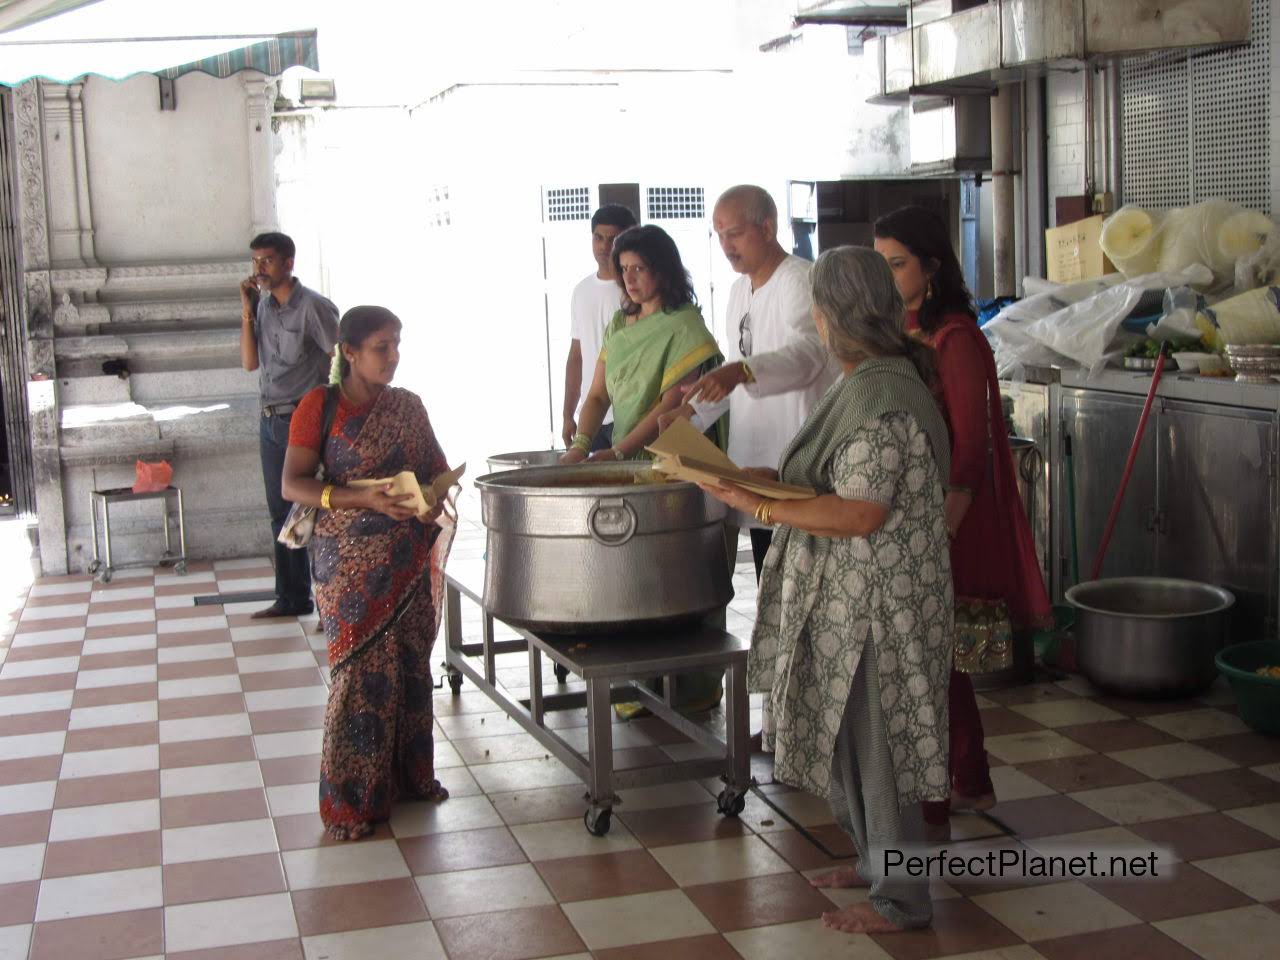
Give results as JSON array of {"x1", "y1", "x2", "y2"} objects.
[
  {"x1": 320, "y1": 484, "x2": 335, "y2": 510},
  {"x1": 741, "y1": 360, "x2": 755, "y2": 384}
]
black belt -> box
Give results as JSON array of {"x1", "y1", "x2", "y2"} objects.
[{"x1": 262, "y1": 400, "x2": 299, "y2": 417}]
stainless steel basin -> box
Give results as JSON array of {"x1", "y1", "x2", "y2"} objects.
[{"x1": 485, "y1": 449, "x2": 567, "y2": 472}]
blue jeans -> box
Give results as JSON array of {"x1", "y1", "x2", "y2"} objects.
[
  {"x1": 259, "y1": 411, "x2": 312, "y2": 612},
  {"x1": 590, "y1": 422, "x2": 614, "y2": 453}
]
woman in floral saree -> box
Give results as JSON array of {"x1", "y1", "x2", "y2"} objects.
[{"x1": 282, "y1": 305, "x2": 456, "y2": 840}]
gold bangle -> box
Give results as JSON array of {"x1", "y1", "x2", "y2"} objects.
[
  {"x1": 741, "y1": 360, "x2": 755, "y2": 384},
  {"x1": 613, "y1": 447, "x2": 626, "y2": 461},
  {"x1": 571, "y1": 432, "x2": 591, "y2": 452},
  {"x1": 320, "y1": 484, "x2": 334, "y2": 510},
  {"x1": 760, "y1": 500, "x2": 774, "y2": 526}
]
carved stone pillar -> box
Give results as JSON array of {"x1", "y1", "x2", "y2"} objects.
[
  {"x1": 243, "y1": 74, "x2": 279, "y2": 236},
  {"x1": 41, "y1": 82, "x2": 97, "y2": 268}
]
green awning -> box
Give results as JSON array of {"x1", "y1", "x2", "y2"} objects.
[{"x1": 156, "y1": 31, "x2": 317, "y2": 81}]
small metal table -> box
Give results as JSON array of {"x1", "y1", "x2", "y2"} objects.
[
  {"x1": 442, "y1": 557, "x2": 754, "y2": 836},
  {"x1": 87, "y1": 485, "x2": 188, "y2": 583}
]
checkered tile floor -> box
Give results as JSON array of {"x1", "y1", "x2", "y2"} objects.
[{"x1": 1, "y1": 511, "x2": 1278, "y2": 960}]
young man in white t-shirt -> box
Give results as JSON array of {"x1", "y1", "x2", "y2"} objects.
[{"x1": 562, "y1": 204, "x2": 637, "y2": 451}]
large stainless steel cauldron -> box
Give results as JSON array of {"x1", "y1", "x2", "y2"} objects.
[
  {"x1": 485, "y1": 449, "x2": 567, "y2": 472},
  {"x1": 475, "y1": 462, "x2": 732, "y2": 633},
  {"x1": 1067, "y1": 577, "x2": 1235, "y2": 698}
]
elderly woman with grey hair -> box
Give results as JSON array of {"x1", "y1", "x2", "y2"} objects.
[{"x1": 699, "y1": 246, "x2": 953, "y2": 933}]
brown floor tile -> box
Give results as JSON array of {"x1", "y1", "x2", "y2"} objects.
[
  {"x1": 1165, "y1": 768, "x2": 1280, "y2": 810},
  {"x1": 157, "y1": 605, "x2": 219, "y2": 621},
  {"x1": 1035, "y1": 922, "x2": 1200, "y2": 960},
  {"x1": 1198, "y1": 732, "x2": 1280, "y2": 767},
  {"x1": 248, "y1": 706, "x2": 325, "y2": 735},
  {"x1": 869, "y1": 895, "x2": 1024, "y2": 960},
  {"x1": 78, "y1": 649, "x2": 157, "y2": 671},
  {"x1": 614, "y1": 746, "x2": 678, "y2": 770},
  {"x1": 0, "y1": 879, "x2": 38, "y2": 925},
  {"x1": 23, "y1": 593, "x2": 86, "y2": 608},
  {"x1": 64, "y1": 721, "x2": 158, "y2": 753},
  {"x1": 0, "y1": 708, "x2": 70, "y2": 735},
  {"x1": 627, "y1": 716, "x2": 696, "y2": 745},
  {"x1": 158, "y1": 693, "x2": 248, "y2": 721},
  {"x1": 16, "y1": 616, "x2": 86, "y2": 634},
  {"x1": 988, "y1": 794, "x2": 1116, "y2": 838},
  {"x1": 157, "y1": 629, "x2": 235, "y2": 648},
  {"x1": 155, "y1": 582, "x2": 205, "y2": 598},
  {"x1": 162, "y1": 788, "x2": 270, "y2": 828},
  {"x1": 974, "y1": 706, "x2": 1048, "y2": 737},
  {"x1": 1090, "y1": 696, "x2": 1209, "y2": 719},
  {"x1": 533, "y1": 849, "x2": 676, "y2": 902},
  {"x1": 240, "y1": 668, "x2": 324, "y2": 692},
  {"x1": 28, "y1": 907, "x2": 163, "y2": 960},
  {"x1": 684, "y1": 871, "x2": 836, "y2": 931},
  {"x1": 290, "y1": 876, "x2": 426, "y2": 936},
  {"x1": 399, "y1": 825, "x2": 527, "y2": 875},
  {"x1": 158, "y1": 659, "x2": 239, "y2": 681},
  {"x1": 3, "y1": 639, "x2": 82, "y2": 661},
  {"x1": 43, "y1": 830, "x2": 163, "y2": 878},
  {"x1": 491, "y1": 784, "x2": 592, "y2": 826},
  {"x1": 0, "y1": 673, "x2": 76, "y2": 695},
  {"x1": 0, "y1": 754, "x2": 64, "y2": 786},
  {"x1": 1090, "y1": 862, "x2": 1252, "y2": 922},
  {"x1": 595, "y1": 934, "x2": 741, "y2": 960},
  {"x1": 1016, "y1": 754, "x2": 1149, "y2": 794},
  {"x1": 259, "y1": 755, "x2": 321, "y2": 787},
  {"x1": 273, "y1": 813, "x2": 393, "y2": 851},
  {"x1": 166, "y1": 938, "x2": 304, "y2": 960},
  {"x1": 71, "y1": 682, "x2": 157, "y2": 708},
  {"x1": 84, "y1": 621, "x2": 157, "y2": 640},
  {"x1": 0, "y1": 810, "x2": 51, "y2": 844},
  {"x1": 759, "y1": 824, "x2": 858, "y2": 872},
  {"x1": 163, "y1": 852, "x2": 287, "y2": 905},
  {"x1": 160, "y1": 736, "x2": 255, "y2": 768},
  {"x1": 233, "y1": 636, "x2": 309, "y2": 657},
  {"x1": 54, "y1": 770, "x2": 159, "y2": 808},
  {"x1": 434, "y1": 904, "x2": 586, "y2": 960},
  {"x1": 226, "y1": 612, "x2": 298, "y2": 628},
  {"x1": 1130, "y1": 812, "x2": 1280, "y2": 861},
  {"x1": 90, "y1": 598, "x2": 158, "y2": 615},
  {"x1": 1058, "y1": 719, "x2": 1180, "y2": 753},
  {"x1": 617, "y1": 803, "x2": 750, "y2": 846},
  {"x1": 985, "y1": 684, "x2": 1080, "y2": 707}
]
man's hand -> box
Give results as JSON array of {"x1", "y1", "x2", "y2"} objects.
[
  {"x1": 560, "y1": 448, "x2": 588, "y2": 465},
  {"x1": 561, "y1": 417, "x2": 577, "y2": 449},
  {"x1": 688, "y1": 362, "x2": 747, "y2": 404},
  {"x1": 657, "y1": 403, "x2": 694, "y2": 433},
  {"x1": 239, "y1": 275, "x2": 261, "y2": 312}
]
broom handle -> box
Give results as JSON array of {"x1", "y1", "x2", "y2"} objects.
[{"x1": 1089, "y1": 344, "x2": 1169, "y2": 582}]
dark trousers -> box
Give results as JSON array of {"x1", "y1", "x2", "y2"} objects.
[
  {"x1": 750, "y1": 528, "x2": 774, "y2": 581},
  {"x1": 590, "y1": 422, "x2": 614, "y2": 453},
  {"x1": 921, "y1": 668, "x2": 994, "y2": 825},
  {"x1": 260, "y1": 411, "x2": 313, "y2": 612}
]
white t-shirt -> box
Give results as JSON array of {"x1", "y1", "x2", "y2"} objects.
[
  {"x1": 569, "y1": 272, "x2": 622, "y2": 423},
  {"x1": 716, "y1": 254, "x2": 840, "y2": 468}
]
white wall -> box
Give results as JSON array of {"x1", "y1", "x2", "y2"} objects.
[{"x1": 82, "y1": 72, "x2": 252, "y2": 262}]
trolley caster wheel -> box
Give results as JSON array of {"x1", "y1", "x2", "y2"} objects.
[
  {"x1": 86, "y1": 560, "x2": 102, "y2": 576},
  {"x1": 553, "y1": 663, "x2": 569, "y2": 684},
  {"x1": 717, "y1": 788, "x2": 746, "y2": 818},
  {"x1": 447, "y1": 672, "x2": 464, "y2": 694},
  {"x1": 98, "y1": 569, "x2": 112, "y2": 584},
  {"x1": 584, "y1": 806, "x2": 612, "y2": 837},
  {"x1": 174, "y1": 560, "x2": 188, "y2": 576}
]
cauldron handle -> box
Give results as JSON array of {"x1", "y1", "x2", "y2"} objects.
[{"x1": 588, "y1": 498, "x2": 637, "y2": 545}]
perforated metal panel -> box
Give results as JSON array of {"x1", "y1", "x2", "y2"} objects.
[
  {"x1": 646, "y1": 186, "x2": 705, "y2": 220},
  {"x1": 544, "y1": 186, "x2": 590, "y2": 222},
  {"x1": 1121, "y1": 0, "x2": 1270, "y2": 213}
]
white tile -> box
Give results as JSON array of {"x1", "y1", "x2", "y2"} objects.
[
  {"x1": 302, "y1": 922, "x2": 447, "y2": 960},
  {"x1": 562, "y1": 889, "x2": 715, "y2": 951},
  {"x1": 649, "y1": 836, "x2": 792, "y2": 887},
  {"x1": 162, "y1": 818, "x2": 279, "y2": 864},
  {"x1": 75, "y1": 664, "x2": 157, "y2": 689},
  {"x1": 156, "y1": 642, "x2": 235, "y2": 664},
  {"x1": 86, "y1": 609, "x2": 155, "y2": 628},
  {"x1": 1196, "y1": 848, "x2": 1280, "y2": 902},
  {"x1": 1156, "y1": 904, "x2": 1280, "y2": 960},
  {"x1": 254, "y1": 729, "x2": 323, "y2": 760},
  {"x1": 266, "y1": 782, "x2": 318, "y2": 817},
  {"x1": 0, "y1": 730, "x2": 66, "y2": 760},
  {"x1": 68, "y1": 700, "x2": 157, "y2": 730},
  {"x1": 158, "y1": 615, "x2": 228, "y2": 635},
  {"x1": 389, "y1": 796, "x2": 504, "y2": 838},
  {"x1": 81, "y1": 633, "x2": 157, "y2": 656},
  {"x1": 214, "y1": 558, "x2": 273, "y2": 571},
  {"x1": 0, "y1": 656, "x2": 79, "y2": 680},
  {"x1": 236, "y1": 651, "x2": 318, "y2": 674},
  {"x1": 1110, "y1": 742, "x2": 1237, "y2": 779},
  {"x1": 60, "y1": 744, "x2": 159, "y2": 779},
  {"x1": 219, "y1": 576, "x2": 276, "y2": 592},
  {"x1": 282, "y1": 840, "x2": 410, "y2": 890},
  {"x1": 35, "y1": 865, "x2": 163, "y2": 921},
  {"x1": 160, "y1": 761, "x2": 263, "y2": 798},
  {"x1": 1072, "y1": 781, "x2": 1213, "y2": 824},
  {"x1": 8, "y1": 626, "x2": 84, "y2": 648},
  {"x1": 1009, "y1": 699, "x2": 1126, "y2": 728},
  {"x1": 29, "y1": 582, "x2": 92, "y2": 598},
  {"x1": 469, "y1": 756, "x2": 582, "y2": 793},
  {"x1": 988, "y1": 765, "x2": 1057, "y2": 802},
  {"x1": 972, "y1": 880, "x2": 1139, "y2": 941},
  {"x1": 159, "y1": 713, "x2": 252, "y2": 744},
  {"x1": 726, "y1": 920, "x2": 895, "y2": 960},
  {"x1": 0, "y1": 924, "x2": 32, "y2": 960},
  {"x1": 1226, "y1": 802, "x2": 1280, "y2": 841},
  {"x1": 231, "y1": 623, "x2": 304, "y2": 642},
  {"x1": 89, "y1": 587, "x2": 154, "y2": 603},
  {"x1": 156, "y1": 594, "x2": 200, "y2": 610},
  {"x1": 155, "y1": 570, "x2": 216, "y2": 587},
  {"x1": 0, "y1": 690, "x2": 73, "y2": 717},
  {"x1": 985, "y1": 730, "x2": 1095, "y2": 765},
  {"x1": 244, "y1": 686, "x2": 328, "y2": 712},
  {"x1": 0, "y1": 843, "x2": 45, "y2": 884},
  {"x1": 164, "y1": 892, "x2": 298, "y2": 953},
  {"x1": 0, "y1": 781, "x2": 56, "y2": 816},
  {"x1": 1142, "y1": 709, "x2": 1252, "y2": 740},
  {"x1": 159, "y1": 675, "x2": 241, "y2": 699},
  {"x1": 509, "y1": 817, "x2": 641, "y2": 862},
  {"x1": 20, "y1": 602, "x2": 88, "y2": 622},
  {"x1": 104, "y1": 567, "x2": 155, "y2": 580},
  {"x1": 49, "y1": 799, "x2": 159, "y2": 841},
  {"x1": 417, "y1": 863, "x2": 553, "y2": 918}
]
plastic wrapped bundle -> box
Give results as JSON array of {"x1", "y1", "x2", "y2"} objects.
[
  {"x1": 1101, "y1": 206, "x2": 1165, "y2": 278},
  {"x1": 1196, "y1": 286, "x2": 1280, "y2": 346}
]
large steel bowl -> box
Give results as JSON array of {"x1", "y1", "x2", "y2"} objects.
[
  {"x1": 485, "y1": 449, "x2": 567, "y2": 472},
  {"x1": 475, "y1": 462, "x2": 732, "y2": 633},
  {"x1": 1066, "y1": 577, "x2": 1235, "y2": 698}
]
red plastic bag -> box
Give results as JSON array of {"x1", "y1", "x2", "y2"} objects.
[{"x1": 133, "y1": 460, "x2": 173, "y2": 493}]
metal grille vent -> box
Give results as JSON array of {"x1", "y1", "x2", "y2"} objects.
[
  {"x1": 1121, "y1": 0, "x2": 1270, "y2": 213},
  {"x1": 544, "y1": 186, "x2": 590, "y2": 222},
  {"x1": 646, "y1": 186, "x2": 705, "y2": 220}
]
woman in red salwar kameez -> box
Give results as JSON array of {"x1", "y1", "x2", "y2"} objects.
[{"x1": 874, "y1": 207, "x2": 1051, "y2": 841}]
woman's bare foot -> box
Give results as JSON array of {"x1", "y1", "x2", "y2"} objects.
[
  {"x1": 951, "y1": 790, "x2": 996, "y2": 812},
  {"x1": 809, "y1": 866, "x2": 869, "y2": 889},
  {"x1": 325, "y1": 821, "x2": 375, "y2": 841},
  {"x1": 415, "y1": 779, "x2": 449, "y2": 803},
  {"x1": 822, "y1": 902, "x2": 906, "y2": 933}
]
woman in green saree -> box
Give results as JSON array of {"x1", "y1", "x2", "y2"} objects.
[{"x1": 561, "y1": 224, "x2": 726, "y2": 463}]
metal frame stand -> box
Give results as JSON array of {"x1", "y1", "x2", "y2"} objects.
[
  {"x1": 87, "y1": 485, "x2": 188, "y2": 583},
  {"x1": 442, "y1": 559, "x2": 754, "y2": 836}
]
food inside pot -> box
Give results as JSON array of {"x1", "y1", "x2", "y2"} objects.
[{"x1": 517, "y1": 469, "x2": 673, "y2": 488}]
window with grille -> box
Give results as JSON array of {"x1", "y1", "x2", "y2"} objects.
[
  {"x1": 646, "y1": 186, "x2": 705, "y2": 220},
  {"x1": 427, "y1": 185, "x2": 451, "y2": 228},
  {"x1": 544, "y1": 186, "x2": 591, "y2": 222},
  {"x1": 1121, "y1": 0, "x2": 1270, "y2": 213}
]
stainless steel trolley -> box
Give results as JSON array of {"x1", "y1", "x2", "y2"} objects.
[{"x1": 87, "y1": 485, "x2": 188, "y2": 583}]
